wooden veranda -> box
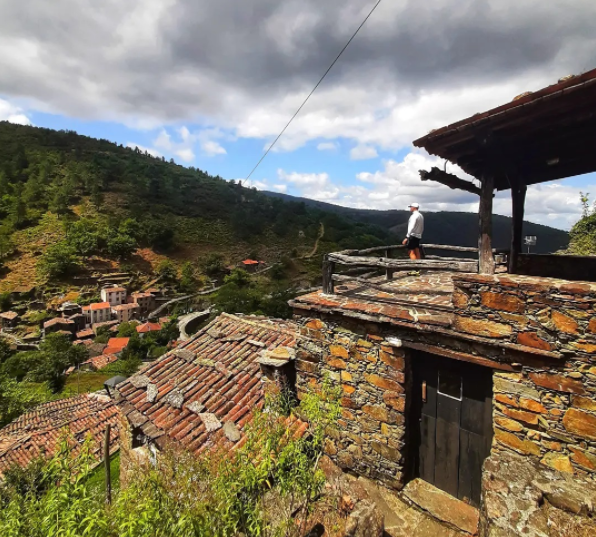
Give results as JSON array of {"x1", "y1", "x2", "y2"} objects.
[{"x1": 413, "y1": 68, "x2": 596, "y2": 274}]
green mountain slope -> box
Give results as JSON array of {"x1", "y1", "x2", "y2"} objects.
[
  {"x1": 0, "y1": 122, "x2": 392, "y2": 290},
  {"x1": 0, "y1": 121, "x2": 569, "y2": 291},
  {"x1": 262, "y1": 192, "x2": 569, "y2": 253}
]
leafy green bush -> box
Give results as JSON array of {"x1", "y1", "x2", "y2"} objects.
[
  {"x1": 37, "y1": 241, "x2": 81, "y2": 279},
  {"x1": 0, "y1": 383, "x2": 341, "y2": 536},
  {"x1": 1, "y1": 333, "x2": 88, "y2": 392},
  {"x1": 567, "y1": 193, "x2": 596, "y2": 255}
]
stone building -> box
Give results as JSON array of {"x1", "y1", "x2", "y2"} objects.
[
  {"x1": 288, "y1": 70, "x2": 596, "y2": 535},
  {"x1": 112, "y1": 303, "x2": 140, "y2": 323},
  {"x1": 101, "y1": 285, "x2": 127, "y2": 307},
  {"x1": 114, "y1": 313, "x2": 304, "y2": 484},
  {"x1": 0, "y1": 393, "x2": 120, "y2": 474},
  {"x1": 83, "y1": 302, "x2": 112, "y2": 325},
  {"x1": 130, "y1": 292, "x2": 156, "y2": 316}
]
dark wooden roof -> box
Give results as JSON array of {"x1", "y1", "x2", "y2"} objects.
[{"x1": 413, "y1": 68, "x2": 596, "y2": 190}]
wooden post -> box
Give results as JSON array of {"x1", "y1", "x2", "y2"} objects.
[
  {"x1": 104, "y1": 424, "x2": 111, "y2": 504},
  {"x1": 509, "y1": 182, "x2": 526, "y2": 274},
  {"x1": 478, "y1": 174, "x2": 495, "y2": 274},
  {"x1": 385, "y1": 248, "x2": 393, "y2": 280},
  {"x1": 322, "y1": 257, "x2": 335, "y2": 294}
]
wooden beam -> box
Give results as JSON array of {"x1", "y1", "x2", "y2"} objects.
[
  {"x1": 328, "y1": 253, "x2": 478, "y2": 273},
  {"x1": 403, "y1": 341, "x2": 518, "y2": 371},
  {"x1": 419, "y1": 167, "x2": 482, "y2": 196},
  {"x1": 509, "y1": 181, "x2": 527, "y2": 274},
  {"x1": 478, "y1": 173, "x2": 495, "y2": 274}
]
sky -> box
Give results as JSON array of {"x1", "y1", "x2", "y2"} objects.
[{"x1": 1, "y1": 0, "x2": 595, "y2": 231}]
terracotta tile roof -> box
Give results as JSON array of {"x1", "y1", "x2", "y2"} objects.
[
  {"x1": 117, "y1": 313, "x2": 301, "y2": 454},
  {"x1": 44, "y1": 317, "x2": 75, "y2": 329},
  {"x1": 242, "y1": 259, "x2": 259, "y2": 265},
  {"x1": 136, "y1": 322, "x2": 162, "y2": 334},
  {"x1": 132, "y1": 292, "x2": 153, "y2": 299},
  {"x1": 84, "y1": 353, "x2": 119, "y2": 371},
  {"x1": 103, "y1": 337, "x2": 130, "y2": 355},
  {"x1": 112, "y1": 303, "x2": 139, "y2": 311},
  {"x1": 92, "y1": 320, "x2": 119, "y2": 331},
  {"x1": 103, "y1": 287, "x2": 126, "y2": 293},
  {"x1": 82, "y1": 305, "x2": 90, "y2": 312},
  {"x1": 0, "y1": 394, "x2": 120, "y2": 474},
  {"x1": 76, "y1": 328, "x2": 95, "y2": 339},
  {"x1": 90, "y1": 302, "x2": 111, "y2": 311},
  {"x1": 0, "y1": 311, "x2": 19, "y2": 320}
]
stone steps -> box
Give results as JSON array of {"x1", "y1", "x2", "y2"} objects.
[{"x1": 401, "y1": 479, "x2": 479, "y2": 536}]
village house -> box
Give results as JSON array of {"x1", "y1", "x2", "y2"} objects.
[
  {"x1": 241, "y1": 259, "x2": 261, "y2": 273},
  {"x1": 115, "y1": 313, "x2": 303, "y2": 483},
  {"x1": 59, "y1": 301, "x2": 82, "y2": 317},
  {"x1": 0, "y1": 393, "x2": 120, "y2": 474},
  {"x1": 83, "y1": 302, "x2": 112, "y2": 325},
  {"x1": 136, "y1": 321, "x2": 162, "y2": 337},
  {"x1": 81, "y1": 353, "x2": 119, "y2": 372},
  {"x1": 131, "y1": 292, "x2": 156, "y2": 315},
  {"x1": 0, "y1": 310, "x2": 20, "y2": 329},
  {"x1": 286, "y1": 70, "x2": 596, "y2": 536},
  {"x1": 112, "y1": 303, "x2": 140, "y2": 323},
  {"x1": 101, "y1": 285, "x2": 127, "y2": 307},
  {"x1": 103, "y1": 337, "x2": 130, "y2": 356},
  {"x1": 43, "y1": 317, "x2": 76, "y2": 337},
  {"x1": 68, "y1": 312, "x2": 87, "y2": 332}
]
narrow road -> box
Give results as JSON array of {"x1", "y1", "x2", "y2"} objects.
[{"x1": 303, "y1": 222, "x2": 325, "y2": 259}]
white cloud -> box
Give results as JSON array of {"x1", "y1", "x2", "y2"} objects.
[
  {"x1": 276, "y1": 152, "x2": 591, "y2": 230},
  {"x1": 277, "y1": 169, "x2": 330, "y2": 188},
  {"x1": 0, "y1": 98, "x2": 32, "y2": 125},
  {"x1": 126, "y1": 142, "x2": 161, "y2": 157},
  {"x1": 175, "y1": 147, "x2": 195, "y2": 162},
  {"x1": 317, "y1": 141, "x2": 338, "y2": 151},
  {"x1": 272, "y1": 184, "x2": 288, "y2": 193},
  {"x1": 350, "y1": 145, "x2": 378, "y2": 160},
  {"x1": 201, "y1": 140, "x2": 226, "y2": 156}
]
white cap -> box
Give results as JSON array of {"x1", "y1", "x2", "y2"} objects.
[{"x1": 408, "y1": 202, "x2": 420, "y2": 208}]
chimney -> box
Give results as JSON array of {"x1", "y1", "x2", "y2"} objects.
[{"x1": 256, "y1": 346, "x2": 297, "y2": 397}]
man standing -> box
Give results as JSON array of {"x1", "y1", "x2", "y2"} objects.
[{"x1": 402, "y1": 203, "x2": 424, "y2": 260}]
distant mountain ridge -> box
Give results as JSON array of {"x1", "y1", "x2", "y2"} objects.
[{"x1": 262, "y1": 192, "x2": 569, "y2": 254}]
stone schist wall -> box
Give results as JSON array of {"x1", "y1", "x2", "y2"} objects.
[
  {"x1": 452, "y1": 273, "x2": 596, "y2": 356},
  {"x1": 295, "y1": 317, "x2": 408, "y2": 489},
  {"x1": 453, "y1": 274, "x2": 596, "y2": 477},
  {"x1": 482, "y1": 450, "x2": 596, "y2": 536}
]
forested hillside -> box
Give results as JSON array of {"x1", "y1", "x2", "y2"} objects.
[
  {"x1": 0, "y1": 122, "x2": 569, "y2": 291},
  {"x1": 0, "y1": 122, "x2": 392, "y2": 290},
  {"x1": 263, "y1": 193, "x2": 570, "y2": 253}
]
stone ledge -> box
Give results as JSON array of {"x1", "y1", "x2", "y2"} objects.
[{"x1": 402, "y1": 479, "x2": 479, "y2": 535}]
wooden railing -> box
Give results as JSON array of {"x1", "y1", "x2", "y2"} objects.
[{"x1": 322, "y1": 244, "x2": 509, "y2": 294}]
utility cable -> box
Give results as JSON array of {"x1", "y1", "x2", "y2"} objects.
[{"x1": 245, "y1": 0, "x2": 384, "y2": 180}]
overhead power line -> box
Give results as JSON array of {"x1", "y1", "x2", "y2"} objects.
[{"x1": 245, "y1": 0, "x2": 384, "y2": 181}]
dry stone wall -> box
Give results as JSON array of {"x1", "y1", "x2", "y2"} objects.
[
  {"x1": 452, "y1": 273, "x2": 596, "y2": 357},
  {"x1": 295, "y1": 317, "x2": 408, "y2": 489},
  {"x1": 453, "y1": 274, "x2": 596, "y2": 477}
]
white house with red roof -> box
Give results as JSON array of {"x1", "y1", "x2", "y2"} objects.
[
  {"x1": 101, "y1": 285, "x2": 127, "y2": 306},
  {"x1": 82, "y1": 302, "x2": 112, "y2": 325}
]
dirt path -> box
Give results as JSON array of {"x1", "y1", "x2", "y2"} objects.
[{"x1": 303, "y1": 222, "x2": 325, "y2": 259}]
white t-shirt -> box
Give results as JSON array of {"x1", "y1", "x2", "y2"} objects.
[{"x1": 407, "y1": 211, "x2": 424, "y2": 239}]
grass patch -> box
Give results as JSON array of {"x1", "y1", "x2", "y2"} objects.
[{"x1": 60, "y1": 372, "x2": 113, "y2": 396}]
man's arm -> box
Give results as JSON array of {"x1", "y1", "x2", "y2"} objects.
[{"x1": 403, "y1": 214, "x2": 414, "y2": 245}]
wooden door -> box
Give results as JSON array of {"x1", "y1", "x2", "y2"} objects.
[{"x1": 411, "y1": 352, "x2": 493, "y2": 507}]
